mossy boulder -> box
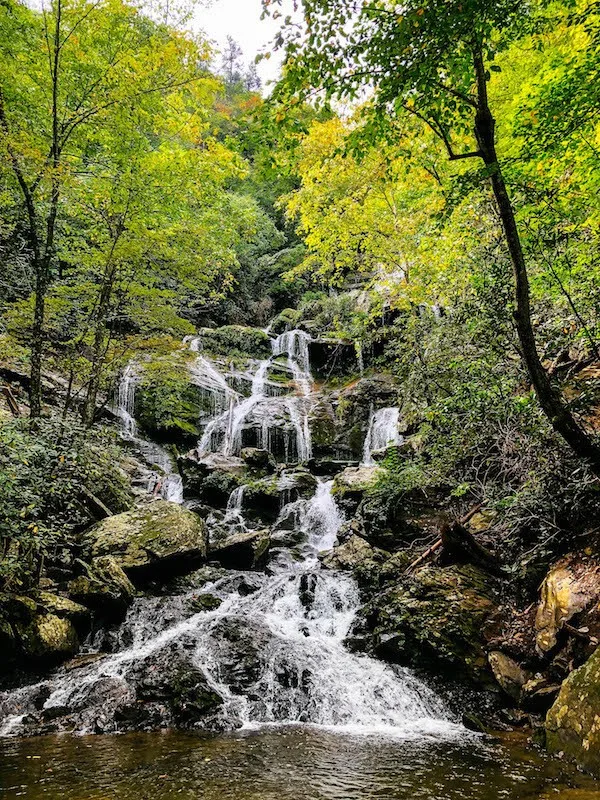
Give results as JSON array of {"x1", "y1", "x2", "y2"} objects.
[
  {"x1": 210, "y1": 529, "x2": 271, "y2": 570},
  {"x1": 82, "y1": 501, "x2": 208, "y2": 580},
  {"x1": 179, "y1": 453, "x2": 244, "y2": 507},
  {"x1": 241, "y1": 447, "x2": 276, "y2": 474},
  {"x1": 198, "y1": 325, "x2": 271, "y2": 358},
  {"x1": 546, "y1": 646, "x2": 600, "y2": 775},
  {"x1": 15, "y1": 613, "x2": 79, "y2": 664},
  {"x1": 332, "y1": 466, "x2": 383, "y2": 515},
  {"x1": 68, "y1": 556, "x2": 135, "y2": 619},
  {"x1": 359, "y1": 564, "x2": 500, "y2": 686}
]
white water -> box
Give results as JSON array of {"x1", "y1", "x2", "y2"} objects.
[
  {"x1": 115, "y1": 364, "x2": 183, "y2": 504},
  {"x1": 362, "y1": 406, "x2": 402, "y2": 466},
  {"x1": 196, "y1": 329, "x2": 313, "y2": 462},
  {"x1": 0, "y1": 482, "x2": 461, "y2": 740}
]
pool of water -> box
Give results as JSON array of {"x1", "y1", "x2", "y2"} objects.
[{"x1": 0, "y1": 728, "x2": 598, "y2": 800}]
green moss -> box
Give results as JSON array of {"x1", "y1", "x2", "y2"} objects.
[
  {"x1": 546, "y1": 647, "x2": 600, "y2": 775},
  {"x1": 198, "y1": 326, "x2": 271, "y2": 359}
]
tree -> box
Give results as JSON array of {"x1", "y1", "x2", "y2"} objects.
[
  {"x1": 0, "y1": 0, "x2": 208, "y2": 418},
  {"x1": 221, "y1": 35, "x2": 244, "y2": 89},
  {"x1": 265, "y1": 0, "x2": 600, "y2": 475}
]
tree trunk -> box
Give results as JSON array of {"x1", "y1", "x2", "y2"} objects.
[
  {"x1": 472, "y1": 50, "x2": 600, "y2": 477},
  {"x1": 29, "y1": 263, "x2": 47, "y2": 418}
]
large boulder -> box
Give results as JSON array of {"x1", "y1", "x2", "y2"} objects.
[
  {"x1": 210, "y1": 529, "x2": 271, "y2": 570},
  {"x1": 82, "y1": 501, "x2": 208, "y2": 580},
  {"x1": 535, "y1": 552, "x2": 600, "y2": 654},
  {"x1": 68, "y1": 556, "x2": 136, "y2": 620},
  {"x1": 332, "y1": 466, "x2": 383, "y2": 515},
  {"x1": 0, "y1": 592, "x2": 88, "y2": 671},
  {"x1": 358, "y1": 564, "x2": 500, "y2": 685},
  {"x1": 546, "y1": 646, "x2": 600, "y2": 775},
  {"x1": 179, "y1": 453, "x2": 244, "y2": 507},
  {"x1": 15, "y1": 613, "x2": 79, "y2": 665},
  {"x1": 240, "y1": 447, "x2": 276, "y2": 474}
]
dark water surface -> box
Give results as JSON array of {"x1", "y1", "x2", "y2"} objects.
[{"x1": 1, "y1": 728, "x2": 598, "y2": 800}]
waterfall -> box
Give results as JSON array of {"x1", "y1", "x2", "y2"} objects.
[
  {"x1": 196, "y1": 330, "x2": 314, "y2": 463},
  {"x1": 115, "y1": 364, "x2": 183, "y2": 504},
  {"x1": 117, "y1": 363, "x2": 138, "y2": 438},
  {"x1": 0, "y1": 481, "x2": 460, "y2": 740},
  {"x1": 272, "y1": 330, "x2": 313, "y2": 461},
  {"x1": 362, "y1": 406, "x2": 402, "y2": 466}
]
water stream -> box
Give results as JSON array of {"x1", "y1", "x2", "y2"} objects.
[{"x1": 115, "y1": 364, "x2": 183, "y2": 503}]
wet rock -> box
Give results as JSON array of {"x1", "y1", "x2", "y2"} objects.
[
  {"x1": 241, "y1": 447, "x2": 276, "y2": 473},
  {"x1": 190, "y1": 593, "x2": 223, "y2": 612},
  {"x1": 210, "y1": 529, "x2": 271, "y2": 570},
  {"x1": 208, "y1": 617, "x2": 273, "y2": 694},
  {"x1": 179, "y1": 453, "x2": 244, "y2": 507},
  {"x1": 125, "y1": 644, "x2": 223, "y2": 728},
  {"x1": 82, "y1": 501, "x2": 208, "y2": 580},
  {"x1": 535, "y1": 552, "x2": 600, "y2": 654},
  {"x1": 332, "y1": 466, "x2": 383, "y2": 515},
  {"x1": 68, "y1": 556, "x2": 135, "y2": 620},
  {"x1": 360, "y1": 564, "x2": 500, "y2": 686},
  {"x1": 487, "y1": 651, "x2": 529, "y2": 700},
  {"x1": 520, "y1": 677, "x2": 561, "y2": 712},
  {"x1": 546, "y1": 645, "x2": 600, "y2": 775}
]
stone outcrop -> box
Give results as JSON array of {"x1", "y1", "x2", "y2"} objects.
[
  {"x1": 82, "y1": 501, "x2": 208, "y2": 580},
  {"x1": 358, "y1": 564, "x2": 500, "y2": 685},
  {"x1": 68, "y1": 556, "x2": 136, "y2": 619},
  {"x1": 535, "y1": 552, "x2": 600, "y2": 654},
  {"x1": 546, "y1": 646, "x2": 600, "y2": 775},
  {"x1": 210, "y1": 529, "x2": 271, "y2": 570}
]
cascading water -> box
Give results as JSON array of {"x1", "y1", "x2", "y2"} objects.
[
  {"x1": 362, "y1": 406, "x2": 403, "y2": 466},
  {"x1": 196, "y1": 329, "x2": 313, "y2": 463},
  {"x1": 115, "y1": 364, "x2": 183, "y2": 504},
  {"x1": 0, "y1": 481, "x2": 461, "y2": 740}
]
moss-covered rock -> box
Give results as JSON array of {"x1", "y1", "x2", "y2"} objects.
[
  {"x1": 332, "y1": 466, "x2": 383, "y2": 514},
  {"x1": 82, "y1": 500, "x2": 208, "y2": 579},
  {"x1": 535, "y1": 552, "x2": 600, "y2": 654},
  {"x1": 241, "y1": 447, "x2": 276, "y2": 473},
  {"x1": 68, "y1": 556, "x2": 135, "y2": 619},
  {"x1": 360, "y1": 564, "x2": 500, "y2": 686},
  {"x1": 546, "y1": 646, "x2": 600, "y2": 775},
  {"x1": 179, "y1": 453, "x2": 244, "y2": 507},
  {"x1": 15, "y1": 613, "x2": 79, "y2": 664},
  {"x1": 32, "y1": 592, "x2": 90, "y2": 626},
  {"x1": 198, "y1": 325, "x2": 271, "y2": 359}
]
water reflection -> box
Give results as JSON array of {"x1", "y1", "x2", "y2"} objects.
[{"x1": 0, "y1": 728, "x2": 598, "y2": 800}]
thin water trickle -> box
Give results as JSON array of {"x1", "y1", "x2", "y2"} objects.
[{"x1": 362, "y1": 406, "x2": 402, "y2": 466}]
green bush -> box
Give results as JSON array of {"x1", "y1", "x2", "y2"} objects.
[{"x1": 0, "y1": 417, "x2": 132, "y2": 590}]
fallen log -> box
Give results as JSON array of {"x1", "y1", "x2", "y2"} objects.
[
  {"x1": 404, "y1": 503, "x2": 483, "y2": 574},
  {"x1": 2, "y1": 385, "x2": 20, "y2": 417}
]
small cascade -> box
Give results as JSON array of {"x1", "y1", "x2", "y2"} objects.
[
  {"x1": 0, "y1": 481, "x2": 460, "y2": 739},
  {"x1": 223, "y1": 359, "x2": 271, "y2": 456},
  {"x1": 115, "y1": 364, "x2": 183, "y2": 504},
  {"x1": 223, "y1": 485, "x2": 247, "y2": 531},
  {"x1": 273, "y1": 330, "x2": 313, "y2": 461},
  {"x1": 362, "y1": 406, "x2": 402, "y2": 466},
  {"x1": 117, "y1": 362, "x2": 138, "y2": 438}
]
